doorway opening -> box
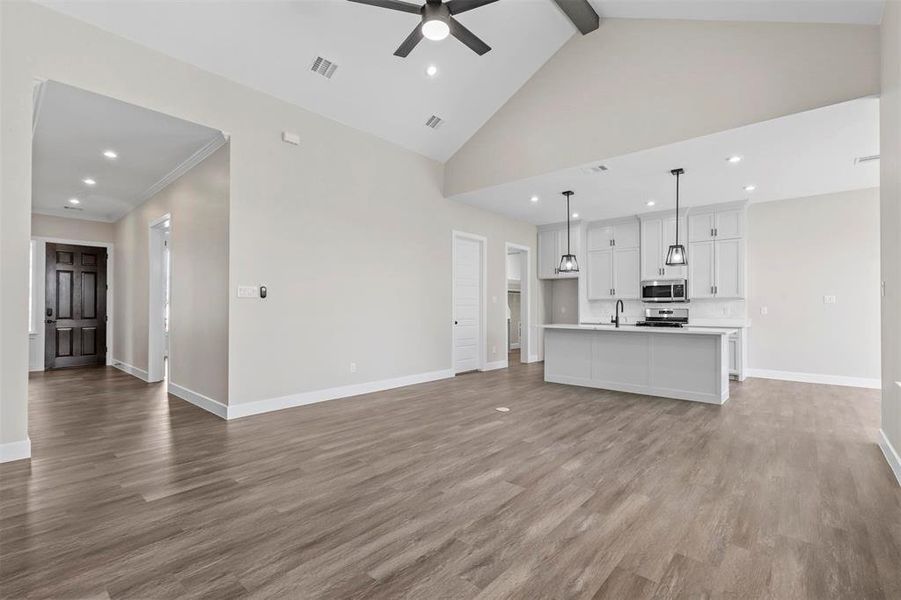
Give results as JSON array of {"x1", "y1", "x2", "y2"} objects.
[
  {"x1": 506, "y1": 243, "x2": 531, "y2": 365},
  {"x1": 148, "y1": 215, "x2": 171, "y2": 382},
  {"x1": 452, "y1": 231, "x2": 487, "y2": 374}
]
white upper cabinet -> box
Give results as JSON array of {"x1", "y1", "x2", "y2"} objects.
[
  {"x1": 714, "y1": 208, "x2": 743, "y2": 239},
  {"x1": 586, "y1": 217, "x2": 640, "y2": 299},
  {"x1": 640, "y1": 218, "x2": 662, "y2": 280},
  {"x1": 688, "y1": 212, "x2": 716, "y2": 242},
  {"x1": 641, "y1": 215, "x2": 687, "y2": 280},
  {"x1": 538, "y1": 224, "x2": 581, "y2": 280},
  {"x1": 686, "y1": 202, "x2": 747, "y2": 299},
  {"x1": 587, "y1": 249, "x2": 613, "y2": 299}
]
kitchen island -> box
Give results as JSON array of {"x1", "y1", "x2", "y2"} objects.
[{"x1": 544, "y1": 324, "x2": 737, "y2": 404}]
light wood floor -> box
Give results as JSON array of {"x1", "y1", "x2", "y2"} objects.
[{"x1": 2, "y1": 364, "x2": 900, "y2": 599}]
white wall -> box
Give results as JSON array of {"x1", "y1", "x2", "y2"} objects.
[
  {"x1": 0, "y1": 2, "x2": 542, "y2": 442},
  {"x1": 32, "y1": 213, "x2": 115, "y2": 243},
  {"x1": 113, "y1": 144, "x2": 229, "y2": 403},
  {"x1": 880, "y1": 0, "x2": 901, "y2": 479},
  {"x1": 748, "y1": 189, "x2": 881, "y2": 383},
  {"x1": 445, "y1": 18, "x2": 880, "y2": 196}
]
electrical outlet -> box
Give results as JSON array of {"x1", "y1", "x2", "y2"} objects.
[
  {"x1": 760, "y1": 306, "x2": 768, "y2": 315},
  {"x1": 350, "y1": 362, "x2": 356, "y2": 373},
  {"x1": 823, "y1": 295, "x2": 837, "y2": 305},
  {"x1": 237, "y1": 285, "x2": 258, "y2": 298}
]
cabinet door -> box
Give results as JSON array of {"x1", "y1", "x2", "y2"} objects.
[
  {"x1": 688, "y1": 212, "x2": 715, "y2": 242},
  {"x1": 613, "y1": 220, "x2": 640, "y2": 249},
  {"x1": 640, "y1": 218, "x2": 662, "y2": 280},
  {"x1": 538, "y1": 229, "x2": 559, "y2": 279},
  {"x1": 661, "y1": 216, "x2": 688, "y2": 279},
  {"x1": 613, "y1": 247, "x2": 640, "y2": 299},
  {"x1": 714, "y1": 238, "x2": 743, "y2": 298},
  {"x1": 586, "y1": 249, "x2": 613, "y2": 300},
  {"x1": 715, "y1": 208, "x2": 743, "y2": 240},
  {"x1": 587, "y1": 226, "x2": 613, "y2": 251},
  {"x1": 728, "y1": 335, "x2": 739, "y2": 374},
  {"x1": 688, "y1": 240, "x2": 715, "y2": 298}
]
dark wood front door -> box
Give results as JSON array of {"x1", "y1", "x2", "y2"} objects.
[{"x1": 45, "y1": 243, "x2": 108, "y2": 369}]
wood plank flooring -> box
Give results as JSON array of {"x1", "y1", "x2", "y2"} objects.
[{"x1": 1, "y1": 362, "x2": 899, "y2": 599}]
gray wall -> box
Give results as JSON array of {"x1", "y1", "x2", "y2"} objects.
[
  {"x1": 445, "y1": 18, "x2": 880, "y2": 196},
  {"x1": 113, "y1": 144, "x2": 229, "y2": 404},
  {"x1": 881, "y1": 1, "x2": 901, "y2": 471},
  {"x1": 747, "y1": 189, "x2": 881, "y2": 382}
]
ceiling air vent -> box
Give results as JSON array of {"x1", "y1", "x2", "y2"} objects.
[
  {"x1": 425, "y1": 115, "x2": 444, "y2": 129},
  {"x1": 581, "y1": 164, "x2": 609, "y2": 174},
  {"x1": 63, "y1": 205, "x2": 84, "y2": 212},
  {"x1": 854, "y1": 154, "x2": 880, "y2": 165},
  {"x1": 310, "y1": 56, "x2": 338, "y2": 79}
]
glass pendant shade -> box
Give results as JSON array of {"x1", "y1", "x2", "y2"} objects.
[
  {"x1": 665, "y1": 243, "x2": 686, "y2": 266},
  {"x1": 559, "y1": 253, "x2": 579, "y2": 273}
]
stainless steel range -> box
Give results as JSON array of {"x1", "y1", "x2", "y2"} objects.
[{"x1": 635, "y1": 307, "x2": 689, "y2": 328}]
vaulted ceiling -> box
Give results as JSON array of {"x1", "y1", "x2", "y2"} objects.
[{"x1": 39, "y1": 0, "x2": 884, "y2": 163}]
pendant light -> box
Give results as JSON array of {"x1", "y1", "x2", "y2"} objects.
[
  {"x1": 558, "y1": 190, "x2": 579, "y2": 273},
  {"x1": 665, "y1": 168, "x2": 687, "y2": 266}
]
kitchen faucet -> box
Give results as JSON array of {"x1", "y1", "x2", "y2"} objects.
[{"x1": 612, "y1": 299, "x2": 625, "y2": 328}]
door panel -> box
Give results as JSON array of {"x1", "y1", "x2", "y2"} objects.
[
  {"x1": 688, "y1": 212, "x2": 715, "y2": 242},
  {"x1": 640, "y1": 218, "x2": 662, "y2": 280},
  {"x1": 715, "y1": 208, "x2": 743, "y2": 239},
  {"x1": 688, "y1": 241, "x2": 715, "y2": 299},
  {"x1": 586, "y1": 250, "x2": 613, "y2": 300},
  {"x1": 538, "y1": 229, "x2": 558, "y2": 279},
  {"x1": 613, "y1": 221, "x2": 640, "y2": 249},
  {"x1": 613, "y1": 247, "x2": 641, "y2": 299},
  {"x1": 45, "y1": 243, "x2": 107, "y2": 369},
  {"x1": 454, "y1": 237, "x2": 481, "y2": 373},
  {"x1": 715, "y1": 238, "x2": 743, "y2": 298},
  {"x1": 587, "y1": 226, "x2": 613, "y2": 251}
]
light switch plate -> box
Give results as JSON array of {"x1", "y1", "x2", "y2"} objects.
[
  {"x1": 237, "y1": 285, "x2": 259, "y2": 298},
  {"x1": 760, "y1": 306, "x2": 768, "y2": 315},
  {"x1": 823, "y1": 295, "x2": 837, "y2": 305}
]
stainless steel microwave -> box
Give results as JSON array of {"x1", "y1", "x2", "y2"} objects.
[{"x1": 641, "y1": 279, "x2": 688, "y2": 303}]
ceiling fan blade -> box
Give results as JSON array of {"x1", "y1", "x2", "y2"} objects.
[
  {"x1": 449, "y1": 18, "x2": 491, "y2": 55},
  {"x1": 394, "y1": 25, "x2": 424, "y2": 57},
  {"x1": 346, "y1": 0, "x2": 422, "y2": 15},
  {"x1": 550, "y1": 0, "x2": 599, "y2": 34},
  {"x1": 446, "y1": 0, "x2": 499, "y2": 15}
]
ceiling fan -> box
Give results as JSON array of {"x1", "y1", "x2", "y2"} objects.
[{"x1": 347, "y1": 0, "x2": 600, "y2": 58}]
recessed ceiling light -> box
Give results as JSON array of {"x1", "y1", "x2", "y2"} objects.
[
  {"x1": 744, "y1": 185, "x2": 756, "y2": 192},
  {"x1": 68, "y1": 198, "x2": 80, "y2": 205},
  {"x1": 103, "y1": 150, "x2": 118, "y2": 159},
  {"x1": 426, "y1": 64, "x2": 438, "y2": 77},
  {"x1": 727, "y1": 155, "x2": 742, "y2": 164},
  {"x1": 572, "y1": 212, "x2": 579, "y2": 219},
  {"x1": 646, "y1": 200, "x2": 655, "y2": 207},
  {"x1": 82, "y1": 178, "x2": 96, "y2": 186},
  {"x1": 530, "y1": 195, "x2": 539, "y2": 203}
]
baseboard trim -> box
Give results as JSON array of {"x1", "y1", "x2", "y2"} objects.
[
  {"x1": 112, "y1": 359, "x2": 149, "y2": 382},
  {"x1": 227, "y1": 368, "x2": 455, "y2": 420},
  {"x1": 482, "y1": 360, "x2": 508, "y2": 371},
  {"x1": 879, "y1": 429, "x2": 901, "y2": 487},
  {"x1": 168, "y1": 382, "x2": 228, "y2": 419},
  {"x1": 0, "y1": 438, "x2": 32, "y2": 463},
  {"x1": 746, "y1": 369, "x2": 880, "y2": 389}
]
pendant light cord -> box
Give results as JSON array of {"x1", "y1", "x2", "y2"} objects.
[
  {"x1": 675, "y1": 171, "x2": 680, "y2": 245},
  {"x1": 565, "y1": 193, "x2": 572, "y2": 253}
]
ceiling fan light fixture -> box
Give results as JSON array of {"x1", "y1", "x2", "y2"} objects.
[{"x1": 421, "y1": 18, "x2": 450, "y2": 40}]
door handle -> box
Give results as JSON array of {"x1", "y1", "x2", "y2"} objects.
[
  {"x1": 454, "y1": 320, "x2": 458, "y2": 325},
  {"x1": 45, "y1": 319, "x2": 56, "y2": 324}
]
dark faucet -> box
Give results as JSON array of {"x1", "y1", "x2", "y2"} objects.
[{"x1": 612, "y1": 299, "x2": 625, "y2": 328}]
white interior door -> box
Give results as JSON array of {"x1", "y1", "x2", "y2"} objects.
[{"x1": 454, "y1": 236, "x2": 482, "y2": 373}]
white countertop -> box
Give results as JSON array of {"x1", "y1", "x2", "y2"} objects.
[{"x1": 545, "y1": 323, "x2": 738, "y2": 336}]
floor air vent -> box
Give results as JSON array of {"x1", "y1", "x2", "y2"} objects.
[
  {"x1": 311, "y1": 56, "x2": 338, "y2": 79},
  {"x1": 425, "y1": 115, "x2": 444, "y2": 129}
]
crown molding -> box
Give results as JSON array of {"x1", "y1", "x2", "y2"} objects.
[{"x1": 136, "y1": 132, "x2": 228, "y2": 205}]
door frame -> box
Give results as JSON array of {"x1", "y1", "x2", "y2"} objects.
[
  {"x1": 147, "y1": 214, "x2": 171, "y2": 383},
  {"x1": 451, "y1": 231, "x2": 487, "y2": 374},
  {"x1": 31, "y1": 236, "x2": 114, "y2": 372},
  {"x1": 505, "y1": 242, "x2": 531, "y2": 364}
]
